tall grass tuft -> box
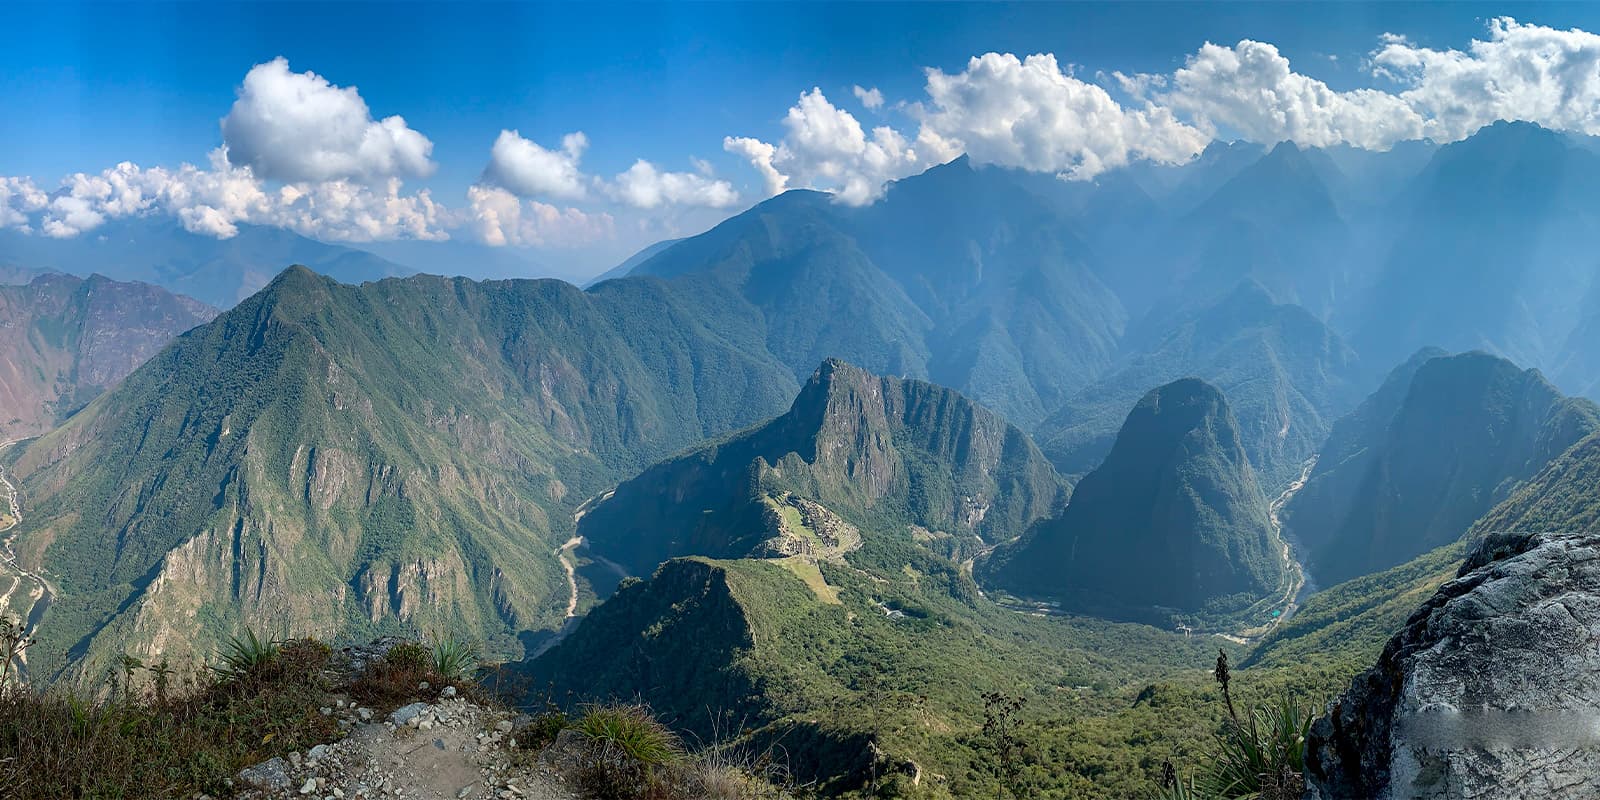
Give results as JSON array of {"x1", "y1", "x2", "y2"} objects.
[{"x1": 576, "y1": 703, "x2": 684, "y2": 768}]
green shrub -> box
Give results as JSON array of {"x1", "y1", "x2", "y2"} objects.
[
  {"x1": 385, "y1": 641, "x2": 431, "y2": 671},
  {"x1": 515, "y1": 710, "x2": 571, "y2": 751},
  {"x1": 351, "y1": 642, "x2": 443, "y2": 711}
]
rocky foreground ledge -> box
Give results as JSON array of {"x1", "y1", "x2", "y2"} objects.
[
  {"x1": 1306, "y1": 531, "x2": 1600, "y2": 799},
  {"x1": 227, "y1": 641, "x2": 574, "y2": 800}
]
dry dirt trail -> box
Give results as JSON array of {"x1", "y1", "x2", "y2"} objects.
[{"x1": 237, "y1": 678, "x2": 577, "y2": 799}]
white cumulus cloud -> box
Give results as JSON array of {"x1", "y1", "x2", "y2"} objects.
[
  {"x1": 466, "y1": 184, "x2": 614, "y2": 248},
  {"x1": 27, "y1": 151, "x2": 448, "y2": 242},
  {"x1": 482, "y1": 130, "x2": 590, "y2": 200},
  {"x1": 919, "y1": 53, "x2": 1209, "y2": 178},
  {"x1": 220, "y1": 57, "x2": 435, "y2": 183},
  {"x1": 725, "y1": 56, "x2": 1211, "y2": 203},
  {"x1": 724, "y1": 88, "x2": 945, "y2": 205},
  {"x1": 1373, "y1": 17, "x2": 1600, "y2": 142},
  {"x1": 0, "y1": 177, "x2": 49, "y2": 232},
  {"x1": 1151, "y1": 40, "x2": 1425, "y2": 149},
  {"x1": 609, "y1": 160, "x2": 739, "y2": 209},
  {"x1": 853, "y1": 85, "x2": 885, "y2": 110}
]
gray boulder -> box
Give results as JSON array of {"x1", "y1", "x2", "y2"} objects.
[
  {"x1": 1306, "y1": 531, "x2": 1600, "y2": 799},
  {"x1": 389, "y1": 701, "x2": 431, "y2": 727},
  {"x1": 236, "y1": 756, "x2": 293, "y2": 792}
]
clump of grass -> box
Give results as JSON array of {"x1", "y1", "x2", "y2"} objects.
[
  {"x1": 559, "y1": 703, "x2": 802, "y2": 800},
  {"x1": 570, "y1": 703, "x2": 684, "y2": 799},
  {"x1": 576, "y1": 703, "x2": 684, "y2": 768},
  {"x1": 0, "y1": 625, "x2": 338, "y2": 799},
  {"x1": 677, "y1": 736, "x2": 803, "y2": 800}
]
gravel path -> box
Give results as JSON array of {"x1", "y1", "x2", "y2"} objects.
[{"x1": 235, "y1": 692, "x2": 577, "y2": 800}]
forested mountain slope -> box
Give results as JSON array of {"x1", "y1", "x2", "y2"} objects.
[{"x1": 6, "y1": 266, "x2": 800, "y2": 679}]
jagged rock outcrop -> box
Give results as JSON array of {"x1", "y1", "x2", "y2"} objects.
[{"x1": 1306, "y1": 530, "x2": 1600, "y2": 799}]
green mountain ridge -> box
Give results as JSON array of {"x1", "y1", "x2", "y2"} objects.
[
  {"x1": 578, "y1": 358, "x2": 1069, "y2": 578},
  {"x1": 1251, "y1": 414, "x2": 1600, "y2": 675},
  {"x1": 7, "y1": 265, "x2": 802, "y2": 680},
  {"x1": 1171, "y1": 141, "x2": 1355, "y2": 318},
  {"x1": 632, "y1": 159, "x2": 1128, "y2": 428},
  {"x1": 1035, "y1": 281, "x2": 1365, "y2": 489},
  {"x1": 530, "y1": 535, "x2": 1222, "y2": 798}
]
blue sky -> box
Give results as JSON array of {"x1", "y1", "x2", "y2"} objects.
[{"x1": 5, "y1": 1, "x2": 1600, "y2": 276}]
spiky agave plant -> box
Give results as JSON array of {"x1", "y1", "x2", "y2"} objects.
[
  {"x1": 429, "y1": 634, "x2": 480, "y2": 681},
  {"x1": 213, "y1": 628, "x2": 280, "y2": 682},
  {"x1": 1201, "y1": 693, "x2": 1313, "y2": 799},
  {"x1": 1150, "y1": 774, "x2": 1209, "y2": 800}
]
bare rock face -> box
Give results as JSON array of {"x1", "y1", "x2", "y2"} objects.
[{"x1": 1306, "y1": 531, "x2": 1600, "y2": 799}]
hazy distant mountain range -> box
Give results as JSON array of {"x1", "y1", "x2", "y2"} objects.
[{"x1": 0, "y1": 273, "x2": 215, "y2": 439}]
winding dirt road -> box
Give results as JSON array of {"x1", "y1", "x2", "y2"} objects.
[
  {"x1": 1252, "y1": 456, "x2": 1319, "y2": 635},
  {"x1": 0, "y1": 440, "x2": 55, "y2": 677},
  {"x1": 556, "y1": 536, "x2": 583, "y2": 619}
]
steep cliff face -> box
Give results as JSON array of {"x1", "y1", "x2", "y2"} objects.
[
  {"x1": 1306, "y1": 530, "x2": 1600, "y2": 799},
  {"x1": 0, "y1": 273, "x2": 216, "y2": 438},
  {"x1": 1278, "y1": 348, "x2": 1446, "y2": 557},
  {"x1": 984, "y1": 379, "x2": 1287, "y2": 625},
  {"x1": 577, "y1": 359, "x2": 1068, "y2": 576}
]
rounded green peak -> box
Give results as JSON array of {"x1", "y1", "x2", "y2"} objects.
[
  {"x1": 1134, "y1": 377, "x2": 1227, "y2": 418},
  {"x1": 269, "y1": 264, "x2": 324, "y2": 286}
]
